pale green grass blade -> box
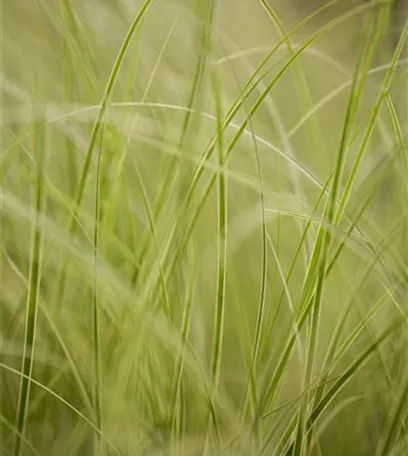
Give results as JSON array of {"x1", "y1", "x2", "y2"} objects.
[
  {"x1": 131, "y1": 0, "x2": 215, "y2": 289},
  {"x1": 335, "y1": 13, "x2": 408, "y2": 225},
  {"x1": 13, "y1": 119, "x2": 46, "y2": 456},
  {"x1": 37, "y1": 303, "x2": 93, "y2": 413},
  {"x1": 309, "y1": 319, "x2": 405, "y2": 427},
  {"x1": 216, "y1": 33, "x2": 269, "y2": 445},
  {"x1": 142, "y1": 2, "x2": 377, "y2": 322},
  {"x1": 91, "y1": 118, "x2": 108, "y2": 455},
  {"x1": 260, "y1": 172, "x2": 332, "y2": 364},
  {"x1": 205, "y1": 67, "x2": 228, "y2": 452},
  {"x1": 1, "y1": 362, "x2": 121, "y2": 455},
  {"x1": 309, "y1": 133, "x2": 402, "y2": 419},
  {"x1": 38, "y1": 0, "x2": 98, "y2": 91},
  {"x1": 385, "y1": 92, "x2": 408, "y2": 183},
  {"x1": 281, "y1": 317, "x2": 405, "y2": 455},
  {"x1": 291, "y1": 6, "x2": 389, "y2": 452},
  {"x1": 258, "y1": 0, "x2": 327, "y2": 261},
  {"x1": 376, "y1": 377, "x2": 408, "y2": 456},
  {"x1": 142, "y1": 3, "x2": 361, "y2": 281},
  {"x1": 54, "y1": 0, "x2": 152, "y2": 306},
  {"x1": 99, "y1": 15, "x2": 179, "y2": 288},
  {"x1": 171, "y1": 244, "x2": 197, "y2": 456},
  {"x1": 60, "y1": 0, "x2": 79, "y2": 198},
  {"x1": 0, "y1": 414, "x2": 41, "y2": 456}
]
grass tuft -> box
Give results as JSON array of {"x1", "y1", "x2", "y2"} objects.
[{"x1": 2, "y1": 0, "x2": 408, "y2": 454}]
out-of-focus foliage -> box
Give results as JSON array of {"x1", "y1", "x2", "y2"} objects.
[{"x1": 1, "y1": 1, "x2": 407, "y2": 455}]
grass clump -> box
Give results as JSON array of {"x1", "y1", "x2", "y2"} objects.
[{"x1": 1, "y1": 0, "x2": 407, "y2": 455}]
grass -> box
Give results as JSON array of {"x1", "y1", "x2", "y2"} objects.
[{"x1": 1, "y1": 0, "x2": 408, "y2": 455}]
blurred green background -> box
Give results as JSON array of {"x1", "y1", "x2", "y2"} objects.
[{"x1": 1, "y1": 1, "x2": 408, "y2": 455}]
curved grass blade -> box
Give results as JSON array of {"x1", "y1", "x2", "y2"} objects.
[
  {"x1": 131, "y1": 0, "x2": 215, "y2": 289},
  {"x1": 258, "y1": 0, "x2": 326, "y2": 262},
  {"x1": 291, "y1": 6, "x2": 390, "y2": 453},
  {"x1": 53, "y1": 0, "x2": 152, "y2": 308},
  {"x1": 335, "y1": 10, "x2": 408, "y2": 225},
  {"x1": 1, "y1": 362, "x2": 122, "y2": 456},
  {"x1": 92, "y1": 118, "x2": 107, "y2": 455},
  {"x1": 97, "y1": 15, "x2": 179, "y2": 288},
  {"x1": 308, "y1": 317, "x2": 404, "y2": 427},
  {"x1": 0, "y1": 414, "x2": 41, "y2": 456},
  {"x1": 216, "y1": 31, "x2": 270, "y2": 447},
  {"x1": 375, "y1": 376, "x2": 408, "y2": 456},
  {"x1": 252, "y1": 195, "x2": 403, "y2": 429},
  {"x1": 308, "y1": 129, "x2": 404, "y2": 431},
  {"x1": 13, "y1": 120, "x2": 46, "y2": 456},
  {"x1": 142, "y1": 0, "x2": 379, "y2": 326},
  {"x1": 204, "y1": 66, "x2": 228, "y2": 454},
  {"x1": 170, "y1": 243, "x2": 197, "y2": 456},
  {"x1": 281, "y1": 317, "x2": 405, "y2": 456},
  {"x1": 260, "y1": 172, "x2": 333, "y2": 365}
]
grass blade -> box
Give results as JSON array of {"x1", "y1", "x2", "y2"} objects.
[
  {"x1": 13, "y1": 119, "x2": 46, "y2": 456},
  {"x1": 54, "y1": 0, "x2": 152, "y2": 307}
]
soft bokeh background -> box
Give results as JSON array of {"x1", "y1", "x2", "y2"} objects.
[{"x1": 1, "y1": 1, "x2": 407, "y2": 455}]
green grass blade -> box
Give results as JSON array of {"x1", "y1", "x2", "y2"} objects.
[
  {"x1": 335, "y1": 9, "x2": 408, "y2": 225},
  {"x1": 13, "y1": 119, "x2": 46, "y2": 456},
  {"x1": 142, "y1": 1, "x2": 377, "y2": 323},
  {"x1": 309, "y1": 318, "x2": 404, "y2": 427},
  {"x1": 54, "y1": 0, "x2": 152, "y2": 307},
  {"x1": 1, "y1": 362, "x2": 122, "y2": 455},
  {"x1": 281, "y1": 318, "x2": 405, "y2": 455},
  {"x1": 131, "y1": 1, "x2": 215, "y2": 289},
  {"x1": 206, "y1": 66, "x2": 228, "y2": 452},
  {"x1": 376, "y1": 377, "x2": 408, "y2": 456}
]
